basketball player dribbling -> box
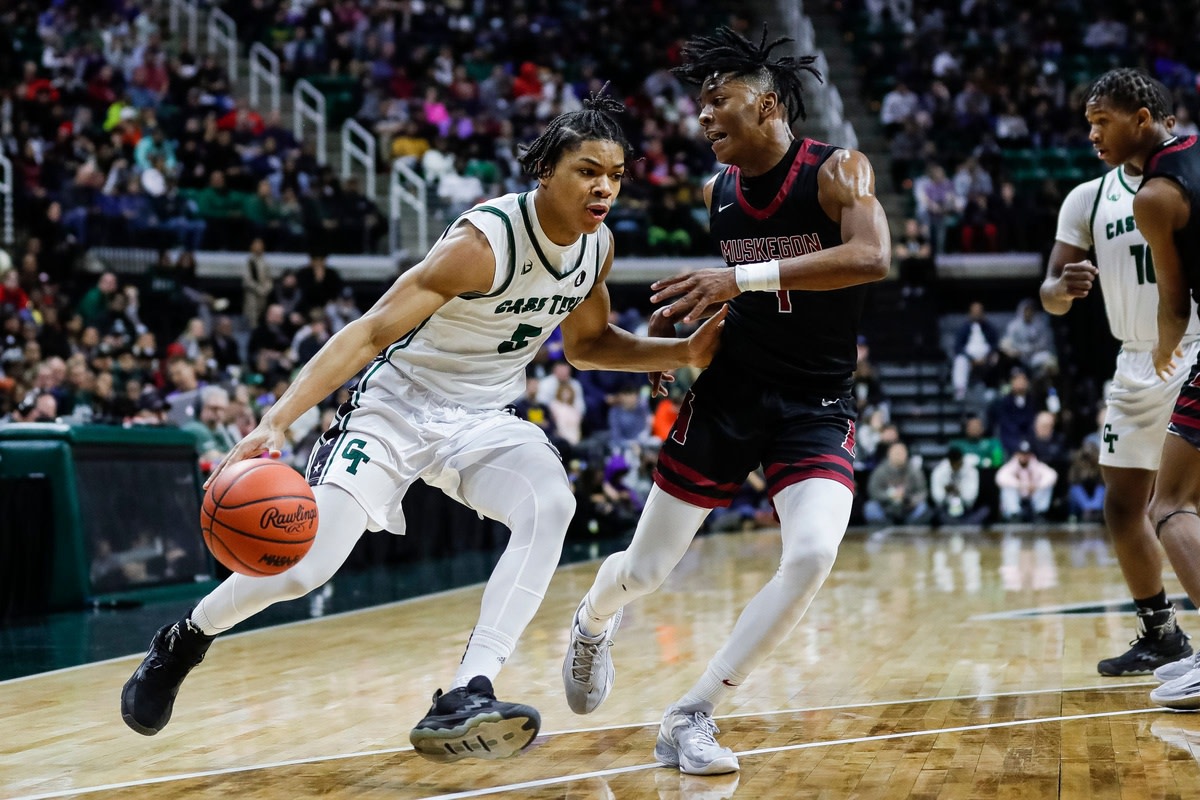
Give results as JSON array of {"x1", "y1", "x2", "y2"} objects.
[
  {"x1": 120, "y1": 91, "x2": 728, "y2": 761},
  {"x1": 562, "y1": 26, "x2": 890, "y2": 774},
  {"x1": 1041, "y1": 77, "x2": 1194, "y2": 678}
]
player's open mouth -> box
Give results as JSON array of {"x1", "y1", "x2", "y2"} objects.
[
  {"x1": 706, "y1": 131, "x2": 727, "y2": 144},
  {"x1": 587, "y1": 204, "x2": 608, "y2": 220}
]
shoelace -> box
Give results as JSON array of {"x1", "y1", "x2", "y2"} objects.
[
  {"x1": 570, "y1": 637, "x2": 605, "y2": 682},
  {"x1": 680, "y1": 712, "x2": 722, "y2": 748}
]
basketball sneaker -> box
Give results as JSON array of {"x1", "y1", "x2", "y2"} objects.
[
  {"x1": 1097, "y1": 607, "x2": 1192, "y2": 676},
  {"x1": 562, "y1": 599, "x2": 623, "y2": 714},
  {"x1": 1155, "y1": 652, "x2": 1200, "y2": 683},
  {"x1": 121, "y1": 615, "x2": 214, "y2": 735},
  {"x1": 1150, "y1": 665, "x2": 1200, "y2": 710},
  {"x1": 409, "y1": 675, "x2": 540, "y2": 763},
  {"x1": 654, "y1": 706, "x2": 740, "y2": 775}
]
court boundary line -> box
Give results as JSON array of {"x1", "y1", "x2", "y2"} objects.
[
  {"x1": 5, "y1": 682, "x2": 1162, "y2": 800},
  {"x1": 971, "y1": 593, "x2": 1193, "y2": 620}
]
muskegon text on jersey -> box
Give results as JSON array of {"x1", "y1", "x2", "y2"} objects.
[{"x1": 721, "y1": 233, "x2": 824, "y2": 264}]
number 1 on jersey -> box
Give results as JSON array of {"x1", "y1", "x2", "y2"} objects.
[
  {"x1": 777, "y1": 290, "x2": 792, "y2": 313},
  {"x1": 1130, "y1": 243, "x2": 1157, "y2": 285}
]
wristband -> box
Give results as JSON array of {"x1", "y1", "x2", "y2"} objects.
[{"x1": 733, "y1": 259, "x2": 781, "y2": 292}]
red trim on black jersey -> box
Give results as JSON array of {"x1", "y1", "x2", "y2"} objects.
[
  {"x1": 1148, "y1": 135, "x2": 1198, "y2": 173},
  {"x1": 731, "y1": 139, "x2": 815, "y2": 220},
  {"x1": 764, "y1": 453, "x2": 857, "y2": 496}
]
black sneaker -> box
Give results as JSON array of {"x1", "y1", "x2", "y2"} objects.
[
  {"x1": 408, "y1": 675, "x2": 540, "y2": 763},
  {"x1": 121, "y1": 616, "x2": 215, "y2": 735},
  {"x1": 1098, "y1": 607, "x2": 1193, "y2": 676}
]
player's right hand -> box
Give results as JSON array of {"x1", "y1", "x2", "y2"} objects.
[
  {"x1": 203, "y1": 422, "x2": 286, "y2": 490},
  {"x1": 1060, "y1": 260, "x2": 1098, "y2": 298}
]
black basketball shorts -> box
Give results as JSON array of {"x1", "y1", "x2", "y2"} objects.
[{"x1": 653, "y1": 364, "x2": 858, "y2": 508}]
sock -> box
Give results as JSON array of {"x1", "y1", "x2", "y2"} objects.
[
  {"x1": 1135, "y1": 589, "x2": 1171, "y2": 614},
  {"x1": 577, "y1": 594, "x2": 611, "y2": 639},
  {"x1": 453, "y1": 625, "x2": 515, "y2": 689},
  {"x1": 676, "y1": 657, "x2": 747, "y2": 715}
]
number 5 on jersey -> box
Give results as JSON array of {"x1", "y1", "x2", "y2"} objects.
[{"x1": 498, "y1": 323, "x2": 543, "y2": 354}]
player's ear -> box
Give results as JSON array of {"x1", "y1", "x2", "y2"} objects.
[{"x1": 760, "y1": 91, "x2": 779, "y2": 119}]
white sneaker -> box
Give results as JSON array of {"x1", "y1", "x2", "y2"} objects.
[
  {"x1": 562, "y1": 599, "x2": 622, "y2": 714},
  {"x1": 1154, "y1": 652, "x2": 1200, "y2": 683},
  {"x1": 654, "y1": 706, "x2": 740, "y2": 775},
  {"x1": 1150, "y1": 665, "x2": 1200, "y2": 710}
]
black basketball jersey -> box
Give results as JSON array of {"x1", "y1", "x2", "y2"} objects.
[
  {"x1": 708, "y1": 138, "x2": 866, "y2": 396},
  {"x1": 1145, "y1": 135, "x2": 1200, "y2": 309}
]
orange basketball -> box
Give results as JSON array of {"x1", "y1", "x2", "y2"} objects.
[{"x1": 200, "y1": 459, "x2": 319, "y2": 576}]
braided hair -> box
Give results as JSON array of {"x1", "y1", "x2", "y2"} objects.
[
  {"x1": 518, "y1": 83, "x2": 634, "y2": 179},
  {"x1": 1087, "y1": 68, "x2": 1171, "y2": 121},
  {"x1": 671, "y1": 24, "x2": 822, "y2": 125}
]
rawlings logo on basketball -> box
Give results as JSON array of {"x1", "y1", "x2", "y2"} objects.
[
  {"x1": 258, "y1": 553, "x2": 304, "y2": 568},
  {"x1": 260, "y1": 505, "x2": 319, "y2": 534}
]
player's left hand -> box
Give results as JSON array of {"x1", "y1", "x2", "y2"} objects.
[
  {"x1": 646, "y1": 307, "x2": 677, "y2": 398},
  {"x1": 651, "y1": 268, "x2": 739, "y2": 324},
  {"x1": 683, "y1": 304, "x2": 729, "y2": 368},
  {"x1": 1154, "y1": 345, "x2": 1183, "y2": 381}
]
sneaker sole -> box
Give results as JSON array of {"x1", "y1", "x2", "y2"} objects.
[{"x1": 409, "y1": 711, "x2": 540, "y2": 763}]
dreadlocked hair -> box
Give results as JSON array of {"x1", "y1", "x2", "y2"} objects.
[
  {"x1": 1087, "y1": 68, "x2": 1171, "y2": 121},
  {"x1": 518, "y1": 82, "x2": 634, "y2": 178},
  {"x1": 671, "y1": 24, "x2": 822, "y2": 125}
]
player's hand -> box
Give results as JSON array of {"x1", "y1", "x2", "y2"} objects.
[
  {"x1": 203, "y1": 422, "x2": 286, "y2": 490},
  {"x1": 1154, "y1": 345, "x2": 1184, "y2": 382},
  {"x1": 651, "y1": 267, "x2": 739, "y2": 324},
  {"x1": 1060, "y1": 260, "x2": 1098, "y2": 298},
  {"x1": 684, "y1": 304, "x2": 728, "y2": 369},
  {"x1": 646, "y1": 307, "x2": 678, "y2": 398}
]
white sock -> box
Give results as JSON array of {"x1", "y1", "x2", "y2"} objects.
[
  {"x1": 577, "y1": 595, "x2": 610, "y2": 638},
  {"x1": 454, "y1": 625, "x2": 515, "y2": 688}
]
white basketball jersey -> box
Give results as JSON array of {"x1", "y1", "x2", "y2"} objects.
[
  {"x1": 361, "y1": 191, "x2": 607, "y2": 409},
  {"x1": 1056, "y1": 166, "x2": 1200, "y2": 344}
]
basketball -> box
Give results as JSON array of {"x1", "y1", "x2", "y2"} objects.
[{"x1": 200, "y1": 459, "x2": 319, "y2": 576}]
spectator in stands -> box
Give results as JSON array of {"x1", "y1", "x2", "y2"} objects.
[
  {"x1": 950, "y1": 414, "x2": 1006, "y2": 471},
  {"x1": 325, "y1": 287, "x2": 363, "y2": 335},
  {"x1": 289, "y1": 308, "x2": 331, "y2": 367},
  {"x1": 537, "y1": 360, "x2": 585, "y2": 417},
  {"x1": 893, "y1": 217, "x2": 934, "y2": 293},
  {"x1": 1029, "y1": 409, "x2": 1069, "y2": 476},
  {"x1": 852, "y1": 335, "x2": 889, "y2": 422},
  {"x1": 294, "y1": 253, "x2": 345, "y2": 315},
  {"x1": 995, "y1": 440, "x2": 1058, "y2": 523},
  {"x1": 952, "y1": 155, "x2": 994, "y2": 201},
  {"x1": 78, "y1": 271, "x2": 119, "y2": 330},
  {"x1": 880, "y1": 82, "x2": 921, "y2": 137},
  {"x1": 549, "y1": 381, "x2": 584, "y2": 448},
  {"x1": 990, "y1": 180, "x2": 1033, "y2": 252},
  {"x1": 1000, "y1": 298, "x2": 1058, "y2": 379},
  {"x1": 913, "y1": 161, "x2": 961, "y2": 255},
  {"x1": 929, "y1": 446, "x2": 988, "y2": 525},
  {"x1": 606, "y1": 384, "x2": 651, "y2": 455},
  {"x1": 1067, "y1": 441, "x2": 1105, "y2": 524},
  {"x1": 242, "y1": 238, "x2": 273, "y2": 327},
  {"x1": 181, "y1": 384, "x2": 238, "y2": 469},
  {"x1": 247, "y1": 303, "x2": 295, "y2": 379},
  {"x1": 865, "y1": 440, "x2": 931, "y2": 526},
  {"x1": 958, "y1": 191, "x2": 998, "y2": 253},
  {"x1": 951, "y1": 301, "x2": 1001, "y2": 402},
  {"x1": 992, "y1": 367, "x2": 1041, "y2": 456}
]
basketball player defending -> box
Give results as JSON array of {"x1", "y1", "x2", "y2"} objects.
[
  {"x1": 1089, "y1": 67, "x2": 1200, "y2": 709},
  {"x1": 1041, "y1": 79, "x2": 1194, "y2": 677},
  {"x1": 120, "y1": 93, "x2": 729, "y2": 759},
  {"x1": 563, "y1": 27, "x2": 889, "y2": 773}
]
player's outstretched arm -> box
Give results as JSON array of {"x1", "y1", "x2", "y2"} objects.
[
  {"x1": 651, "y1": 149, "x2": 890, "y2": 323},
  {"x1": 560, "y1": 230, "x2": 727, "y2": 373},
  {"x1": 1041, "y1": 242, "x2": 1096, "y2": 315},
  {"x1": 206, "y1": 223, "x2": 495, "y2": 488},
  {"x1": 1134, "y1": 179, "x2": 1191, "y2": 380}
]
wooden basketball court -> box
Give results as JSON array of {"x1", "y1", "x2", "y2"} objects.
[{"x1": 4, "y1": 525, "x2": 1200, "y2": 799}]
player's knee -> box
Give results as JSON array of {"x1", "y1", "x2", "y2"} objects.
[
  {"x1": 512, "y1": 480, "x2": 575, "y2": 534},
  {"x1": 780, "y1": 537, "x2": 839, "y2": 581},
  {"x1": 273, "y1": 560, "x2": 335, "y2": 600},
  {"x1": 620, "y1": 559, "x2": 673, "y2": 596}
]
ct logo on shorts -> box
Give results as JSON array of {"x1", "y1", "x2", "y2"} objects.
[{"x1": 342, "y1": 439, "x2": 372, "y2": 475}]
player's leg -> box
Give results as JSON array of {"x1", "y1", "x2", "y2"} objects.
[
  {"x1": 408, "y1": 442, "x2": 572, "y2": 762},
  {"x1": 1096, "y1": 465, "x2": 1190, "y2": 676},
  {"x1": 1149, "y1": 433, "x2": 1200, "y2": 708},
  {"x1": 655, "y1": 477, "x2": 853, "y2": 775},
  {"x1": 562, "y1": 484, "x2": 711, "y2": 713},
  {"x1": 121, "y1": 484, "x2": 369, "y2": 735}
]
